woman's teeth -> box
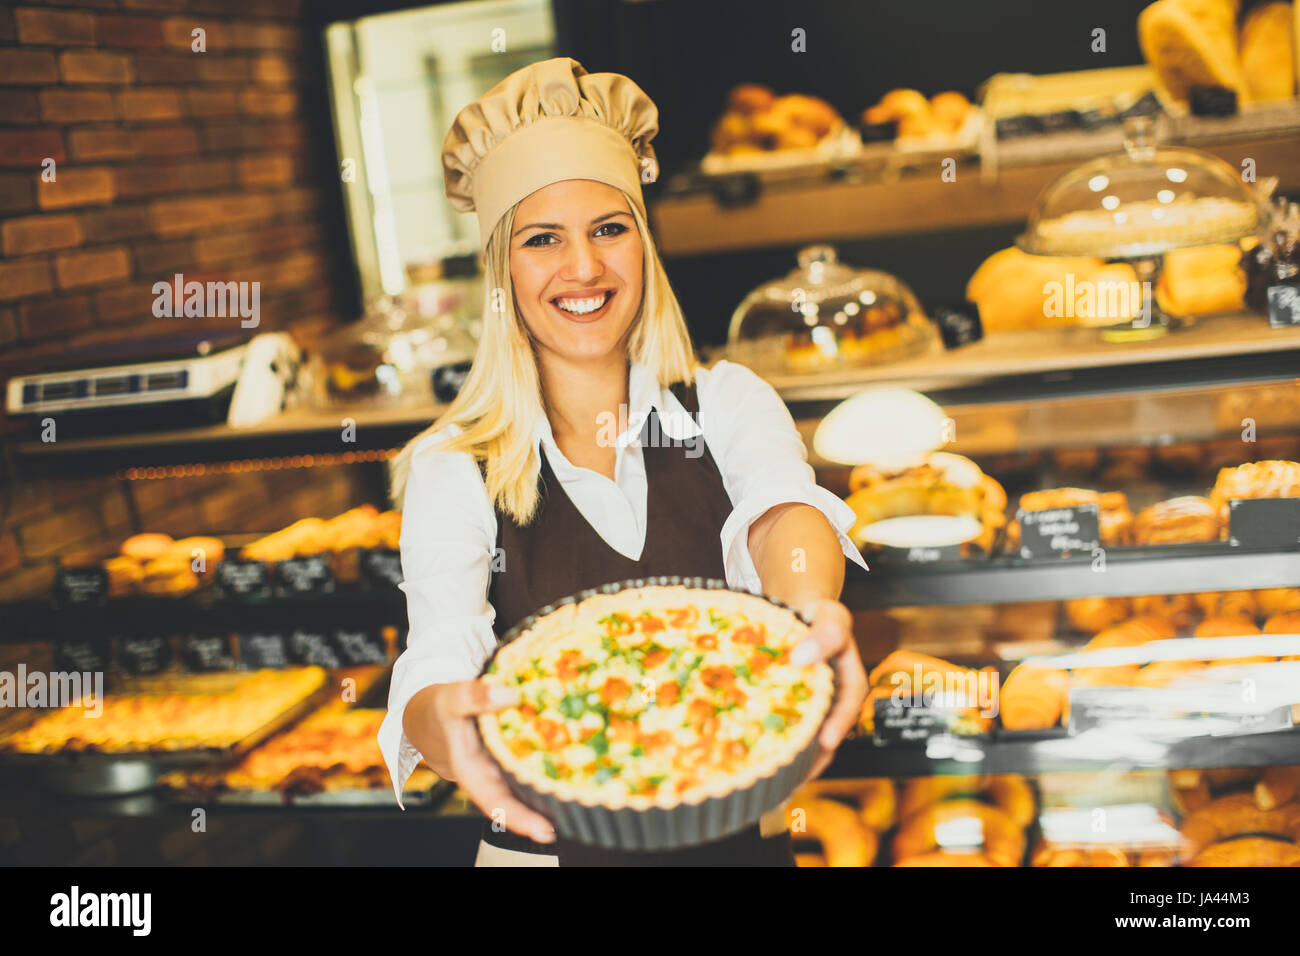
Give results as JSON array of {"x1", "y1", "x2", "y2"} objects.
[{"x1": 554, "y1": 292, "x2": 610, "y2": 315}]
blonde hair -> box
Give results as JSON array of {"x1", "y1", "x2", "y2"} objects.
[{"x1": 389, "y1": 191, "x2": 698, "y2": 525}]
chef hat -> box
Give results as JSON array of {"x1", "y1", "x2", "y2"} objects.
[{"x1": 441, "y1": 57, "x2": 660, "y2": 249}]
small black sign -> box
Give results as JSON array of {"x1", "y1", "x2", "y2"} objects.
[
  {"x1": 932, "y1": 302, "x2": 984, "y2": 350},
  {"x1": 240, "y1": 632, "x2": 289, "y2": 669},
  {"x1": 180, "y1": 633, "x2": 236, "y2": 672},
  {"x1": 873, "y1": 697, "x2": 955, "y2": 745},
  {"x1": 334, "y1": 629, "x2": 389, "y2": 665},
  {"x1": 289, "y1": 629, "x2": 341, "y2": 667},
  {"x1": 1228, "y1": 497, "x2": 1300, "y2": 548},
  {"x1": 876, "y1": 544, "x2": 964, "y2": 564},
  {"x1": 217, "y1": 558, "x2": 271, "y2": 599},
  {"x1": 360, "y1": 548, "x2": 403, "y2": 588},
  {"x1": 1267, "y1": 282, "x2": 1300, "y2": 328},
  {"x1": 274, "y1": 555, "x2": 334, "y2": 597},
  {"x1": 1017, "y1": 504, "x2": 1101, "y2": 559},
  {"x1": 54, "y1": 637, "x2": 110, "y2": 674},
  {"x1": 54, "y1": 566, "x2": 108, "y2": 607},
  {"x1": 117, "y1": 635, "x2": 170, "y2": 675}
]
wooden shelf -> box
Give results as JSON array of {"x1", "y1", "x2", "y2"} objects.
[{"x1": 652, "y1": 132, "x2": 1300, "y2": 256}]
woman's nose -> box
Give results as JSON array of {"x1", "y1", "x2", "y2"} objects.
[{"x1": 561, "y1": 237, "x2": 604, "y2": 282}]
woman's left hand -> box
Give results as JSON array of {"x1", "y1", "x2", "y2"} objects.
[{"x1": 788, "y1": 596, "x2": 867, "y2": 782}]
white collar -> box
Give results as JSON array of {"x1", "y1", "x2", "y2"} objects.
[{"x1": 533, "y1": 360, "x2": 703, "y2": 460}]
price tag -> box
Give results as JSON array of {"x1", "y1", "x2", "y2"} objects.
[
  {"x1": 274, "y1": 555, "x2": 335, "y2": 596},
  {"x1": 360, "y1": 548, "x2": 404, "y2": 588},
  {"x1": 217, "y1": 558, "x2": 271, "y2": 599},
  {"x1": 873, "y1": 697, "x2": 957, "y2": 745},
  {"x1": 54, "y1": 637, "x2": 110, "y2": 674},
  {"x1": 240, "y1": 632, "x2": 289, "y2": 669},
  {"x1": 117, "y1": 635, "x2": 170, "y2": 675},
  {"x1": 1266, "y1": 282, "x2": 1300, "y2": 328},
  {"x1": 54, "y1": 566, "x2": 108, "y2": 607},
  {"x1": 877, "y1": 544, "x2": 964, "y2": 564},
  {"x1": 334, "y1": 629, "x2": 389, "y2": 665},
  {"x1": 180, "y1": 634, "x2": 235, "y2": 672},
  {"x1": 289, "y1": 629, "x2": 341, "y2": 667},
  {"x1": 1228, "y1": 498, "x2": 1300, "y2": 548},
  {"x1": 1017, "y1": 504, "x2": 1100, "y2": 559}
]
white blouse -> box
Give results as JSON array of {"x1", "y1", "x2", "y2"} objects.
[{"x1": 379, "y1": 358, "x2": 869, "y2": 807}]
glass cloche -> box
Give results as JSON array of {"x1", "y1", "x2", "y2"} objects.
[
  {"x1": 727, "y1": 244, "x2": 937, "y2": 374},
  {"x1": 1019, "y1": 117, "x2": 1260, "y2": 260}
]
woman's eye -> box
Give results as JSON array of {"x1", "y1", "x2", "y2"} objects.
[
  {"x1": 594, "y1": 222, "x2": 628, "y2": 238},
  {"x1": 523, "y1": 233, "x2": 557, "y2": 247}
]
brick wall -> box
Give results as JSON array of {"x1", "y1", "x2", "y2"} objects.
[{"x1": 0, "y1": 0, "x2": 368, "y2": 601}]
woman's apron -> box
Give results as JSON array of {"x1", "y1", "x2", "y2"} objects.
[{"x1": 474, "y1": 381, "x2": 795, "y2": 867}]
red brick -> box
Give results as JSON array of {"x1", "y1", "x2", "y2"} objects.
[
  {"x1": 244, "y1": 120, "x2": 307, "y2": 150},
  {"x1": 54, "y1": 246, "x2": 131, "y2": 290},
  {"x1": 131, "y1": 125, "x2": 199, "y2": 157},
  {"x1": 0, "y1": 259, "x2": 54, "y2": 302},
  {"x1": 0, "y1": 50, "x2": 59, "y2": 86},
  {"x1": 39, "y1": 89, "x2": 115, "y2": 123},
  {"x1": 60, "y1": 50, "x2": 134, "y2": 85},
  {"x1": 134, "y1": 53, "x2": 197, "y2": 84},
  {"x1": 239, "y1": 88, "x2": 296, "y2": 117},
  {"x1": 183, "y1": 87, "x2": 239, "y2": 117},
  {"x1": 68, "y1": 127, "x2": 135, "y2": 161},
  {"x1": 193, "y1": 230, "x2": 252, "y2": 265},
  {"x1": 0, "y1": 91, "x2": 41, "y2": 125},
  {"x1": 196, "y1": 120, "x2": 244, "y2": 153},
  {"x1": 149, "y1": 192, "x2": 271, "y2": 237},
  {"x1": 0, "y1": 175, "x2": 35, "y2": 214},
  {"x1": 162, "y1": 18, "x2": 225, "y2": 50},
  {"x1": 252, "y1": 53, "x2": 293, "y2": 86},
  {"x1": 94, "y1": 280, "x2": 169, "y2": 323},
  {"x1": 17, "y1": 507, "x2": 102, "y2": 560},
  {"x1": 237, "y1": 152, "x2": 292, "y2": 187},
  {"x1": 273, "y1": 251, "x2": 326, "y2": 289},
  {"x1": 0, "y1": 130, "x2": 65, "y2": 169},
  {"x1": 2, "y1": 214, "x2": 84, "y2": 256},
  {"x1": 195, "y1": 55, "x2": 249, "y2": 83},
  {"x1": 245, "y1": 22, "x2": 298, "y2": 52},
  {"x1": 14, "y1": 8, "x2": 97, "y2": 45},
  {"x1": 114, "y1": 163, "x2": 181, "y2": 199},
  {"x1": 0, "y1": 309, "x2": 18, "y2": 349},
  {"x1": 127, "y1": 238, "x2": 194, "y2": 274},
  {"x1": 17, "y1": 295, "x2": 94, "y2": 341},
  {"x1": 37, "y1": 167, "x2": 114, "y2": 209},
  {"x1": 118, "y1": 88, "x2": 182, "y2": 121},
  {"x1": 97, "y1": 14, "x2": 165, "y2": 48},
  {"x1": 80, "y1": 206, "x2": 154, "y2": 242}
]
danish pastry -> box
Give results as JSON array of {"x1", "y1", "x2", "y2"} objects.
[
  {"x1": 1209, "y1": 460, "x2": 1300, "y2": 525},
  {"x1": 1133, "y1": 496, "x2": 1220, "y2": 545}
]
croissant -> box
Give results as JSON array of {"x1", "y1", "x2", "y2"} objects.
[
  {"x1": 893, "y1": 799, "x2": 1026, "y2": 867},
  {"x1": 1000, "y1": 664, "x2": 1069, "y2": 730},
  {"x1": 1065, "y1": 596, "x2": 1132, "y2": 633},
  {"x1": 789, "y1": 796, "x2": 878, "y2": 867},
  {"x1": 1178, "y1": 793, "x2": 1300, "y2": 860},
  {"x1": 800, "y1": 778, "x2": 897, "y2": 832},
  {"x1": 1195, "y1": 614, "x2": 1273, "y2": 667},
  {"x1": 1188, "y1": 837, "x2": 1300, "y2": 867},
  {"x1": 899, "y1": 774, "x2": 1036, "y2": 829}
]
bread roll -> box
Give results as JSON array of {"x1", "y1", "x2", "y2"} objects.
[
  {"x1": 1240, "y1": 2, "x2": 1297, "y2": 101},
  {"x1": 1065, "y1": 597, "x2": 1132, "y2": 633},
  {"x1": 1138, "y1": 0, "x2": 1248, "y2": 106},
  {"x1": 120, "y1": 533, "x2": 174, "y2": 561},
  {"x1": 1157, "y1": 245, "x2": 1247, "y2": 316}
]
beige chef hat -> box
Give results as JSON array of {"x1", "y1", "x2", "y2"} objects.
[{"x1": 442, "y1": 57, "x2": 660, "y2": 249}]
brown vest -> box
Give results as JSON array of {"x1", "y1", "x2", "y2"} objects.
[
  {"x1": 487, "y1": 381, "x2": 732, "y2": 640},
  {"x1": 479, "y1": 380, "x2": 795, "y2": 866}
]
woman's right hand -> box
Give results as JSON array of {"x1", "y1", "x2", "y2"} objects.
[{"x1": 403, "y1": 681, "x2": 556, "y2": 845}]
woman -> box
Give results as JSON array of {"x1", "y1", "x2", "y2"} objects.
[{"x1": 379, "y1": 58, "x2": 869, "y2": 866}]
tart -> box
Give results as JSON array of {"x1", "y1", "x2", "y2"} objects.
[{"x1": 477, "y1": 579, "x2": 835, "y2": 850}]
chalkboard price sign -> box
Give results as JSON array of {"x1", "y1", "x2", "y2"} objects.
[{"x1": 1017, "y1": 504, "x2": 1101, "y2": 559}]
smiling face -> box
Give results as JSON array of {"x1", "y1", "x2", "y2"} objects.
[{"x1": 509, "y1": 179, "x2": 644, "y2": 364}]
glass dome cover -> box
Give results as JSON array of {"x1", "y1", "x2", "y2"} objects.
[
  {"x1": 1018, "y1": 117, "x2": 1260, "y2": 259},
  {"x1": 727, "y1": 244, "x2": 936, "y2": 374}
]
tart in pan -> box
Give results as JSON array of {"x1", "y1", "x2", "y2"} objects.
[{"x1": 477, "y1": 577, "x2": 835, "y2": 851}]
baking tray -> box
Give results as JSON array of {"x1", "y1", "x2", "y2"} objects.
[
  {"x1": 477, "y1": 575, "x2": 834, "y2": 851},
  {"x1": 0, "y1": 668, "x2": 335, "y2": 795}
]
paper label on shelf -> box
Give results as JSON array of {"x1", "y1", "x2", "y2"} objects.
[
  {"x1": 1266, "y1": 282, "x2": 1300, "y2": 328},
  {"x1": 1228, "y1": 497, "x2": 1300, "y2": 548},
  {"x1": 334, "y1": 629, "x2": 388, "y2": 665},
  {"x1": 289, "y1": 629, "x2": 340, "y2": 667},
  {"x1": 240, "y1": 632, "x2": 289, "y2": 669},
  {"x1": 1067, "y1": 685, "x2": 1295, "y2": 737},
  {"x1": 217, "y1": 558, "x2": 271, "y2": 599},
  {"x1": 117, "y1": 635, "x2": 169, "y2": 675},
  {"x1": 54, "y1": 567, "x2": 107, "y2": 607},
  {"x1": 873, "y1": 697, "x2": 973, "y2": 744},
  {"x1": 180, "y1": 634, "x2": 235, "y2": 672},
  {"x1": 360, "y1": 548, "x2": 403, "y2": 588},
  {"x1": 274, "y1": 555, "x2": 335, "y2": 596},
  {"x1": 1017, "y1": 504, "x2": 1100, "y2": 558}
]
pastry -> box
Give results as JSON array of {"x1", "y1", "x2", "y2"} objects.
[
  {"x1": 999, "y1": 664, "x2": 1069, "y2": 730},
  {"x1": 898, "y1": 775, "x2": 1036, "y2": 829},
  {"x1": 1240, "y1": 2, "x2": 1297, "y2": 101},
  {"x1": 120, "y1": 533, "x2": 175, "y2": 561},
  {"x1": 477, "y1": 585, "x2": 834, "y2": 847},
  {"x1": 929, "y1": 91, "x2": 972, "y2": 133},
  {"x1": 104, "y1": 555, "x2": 143, "y2": 597},
  {"x1": 1194, "y1": 589, "x2": 1258, "y2": 621},
  {"x1": 727, "y1": 83, "x2": 776, "y2": 115},
  {"x1": 892, "y1": 799, "x2": 1027, "y2": 867},
  {"x1": 1257, "y1": 588, "x2": 1300, "y2": 617},
  {"x1": 1209, "y1": 460, "x2": 1300, "y2": 525},
  {"x1": 860, "y1": 650, "x2": 995, "y2": 736},
  {"x1": 1031, "y1": 843, "x2": 1131, "y2": 867},
  {"x1": 1255, "y1": 766, "x2": 1300, "y2": 811},
  {"x1": 1133, "y1": 657, "x2": 1207, "y2": 686},
  {"x1": 893, "y1": 851, "x2": 1001, "y2": 866},
  {"x1": 1006, "y1": 488, "x2": 1133, "y2": 549},
  {"x1": 1133, "y1": 496, "x2": 1220, "y2": 545},
  {"x1": 1188, "y1": 836, "x2": 1300, "y2": 866},
  {"x1": 1065, "y1": 597, "x2": 1132, "y2": 633},
  {"x1": 787, "y1": 795, "x2": 878, "y2": 866},
  {"x1": 1157, "y1": 245, "x2": 1247, "y2": 316},
  {"x1": 1138, "y1": 0, "x2": 1248, "y2": 106},
  {"x1": 1196, "y1": 614, "x2": 1273, "y2": 667},
  {"x1": 1131, "y1": 593, "x2": 1197, "y2": 630},
  {"x1": 798, "y1": 778, "x2": 897, "y2": 832},
  {"x1": 1178, "y1": 792, "x2": 1300, "y2": 860},
  {"x1": 965, "y1": 248, "x2": 1139, "y2": 331}
]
